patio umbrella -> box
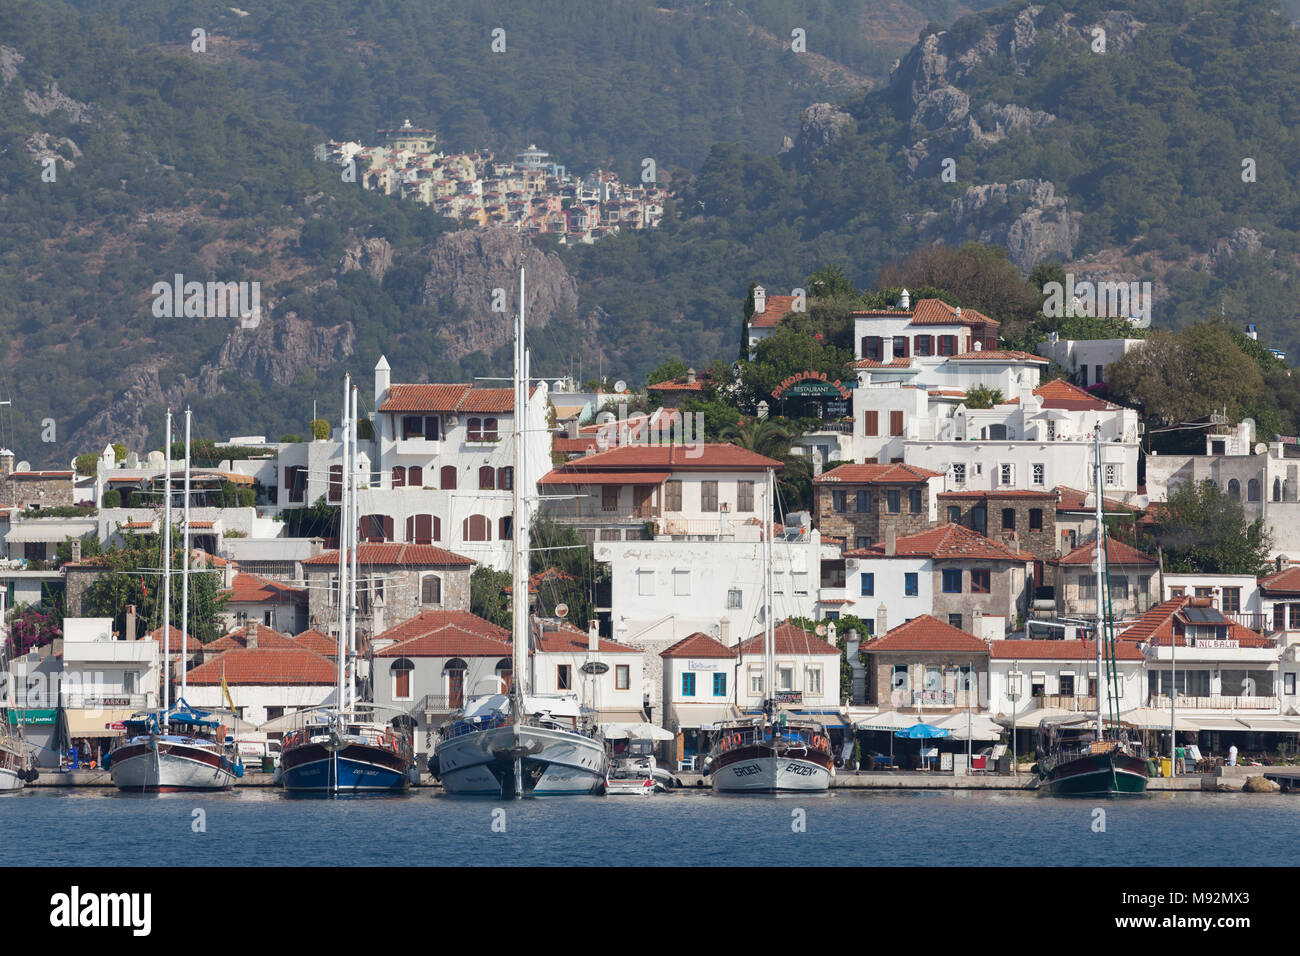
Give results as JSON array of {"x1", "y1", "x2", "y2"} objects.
[
  {"x1": 626, "y1": 722, "x2": 673, "y2": 741},
  {"x1": 895, "y1": 723, "x2": 951, "y2": 770},
  {"x1": 933, "y1": 711, "x2": 1003, "y2": 740},
  {"x1": 859, "y1": 711, "x2": 918, "y2": 764}
]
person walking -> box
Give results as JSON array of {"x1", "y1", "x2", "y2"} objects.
[
  {"x1": 1175, "y1": 742, "x2": 1186, "y2": 774},
  {"x1": 1228, "y1": 743, "x2": 1238, "y2": 767}
]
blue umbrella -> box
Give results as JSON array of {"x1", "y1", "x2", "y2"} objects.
[{"x1": 895, "y1": 724, "x2": 949, "y2": 771}]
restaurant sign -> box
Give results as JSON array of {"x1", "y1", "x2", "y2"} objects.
[
  {"x1": 1193, "y1": 639, "x2": 1239, "y2": 649},
  {"x1": 912, "y1": 690, "x2": 955, "y2": 706},
  {"x1": 774, "y1": 691, "x2": 803, "y2": 704},
  {"x1": 771, "y1": 370, "x2": 852, "y2": 402}
]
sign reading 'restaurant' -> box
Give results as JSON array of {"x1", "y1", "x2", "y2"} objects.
[{"x1": 771, "y1": 370, "x2": 852, "y2": 401}]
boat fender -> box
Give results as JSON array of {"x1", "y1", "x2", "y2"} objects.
[{"x1": 24, "y1": 769, "x2": 40, "y2": 782}]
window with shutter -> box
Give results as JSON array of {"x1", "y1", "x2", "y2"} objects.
[
  {"x1": 440, "y1": 465, "x2": 457, "y2": 489},
  {"x1": 392, "y1": 466, "x2": 406, "y2": 489},
  {"x1": 863, "y1": 411, "x2": 879, "y2": 436},
  {"x1": 328, "y1": 465, "x2": 342, "y2": 502},
  {"x1": 602, "y1": 486, "x2": 619, "y2": 512},
  {"x1": 421, "y1": 575, "x2": 442, "y2": 605},
  {"x1": 499, "y1": 516, "x2": 513, "y2": 540},
  {"x1": 498, "y1": 467, "x2": 513, "y2": 490},
  {"x1": 408, "y1": 465, "x2": 423, "y2": 487},
  {"x1": 467, "y1": 417, "x2": 483, "y2": 441},
  {"x1": 665, "y1": 480, "x2": 683, "y2": 511},
  {"x1": 701, "y1": 481, "x2": 718, "y2": 511},
  {"x1": 890, "y1": 410, "x2": 904, "y2": 436},
  {"x1": 483, "y1": 418, "x2": 499, "y2": 441},
  {"x1": 463, "y1": 514, "x2": 490, "y2": 541},
  {"x1": 480, "y1": 466, "x2": 496, "y2": 490},
  {"x1": 737, "y1": 481, "x2": 754, "y2": 512}
]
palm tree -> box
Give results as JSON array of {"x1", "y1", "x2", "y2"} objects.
[{"x1": 721, "y1": 418, "x2": 814, "y2": 516}]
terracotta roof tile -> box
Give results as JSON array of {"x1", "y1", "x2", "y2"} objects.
[
  {"x1": 845, "y1": 523, "x2": 1034, "y2": 562},
  {"x1": 543, "y1": 443, "x2": 781, "y2": 473},
  {"x1": 208, "y1": 624, "x2": 300, "y2": 653},
  {"x1": 815, "y1": 463, "x2": 942, "y2": 484},
  {"x1": 949, "y1": 349, "x2": 1048, "y2": 363},
  {"x1": 140, "y1": 625, "x2": 202, "y2": 653},
  {"x1": 1258, "y1": 566, "x2": 1300, "y2": 594},
  {"x1": 857, "y1": 299, "x2": 997, "y2": 328},
  {"x1": 1055, "y1": 538, "x2": 1156, "y2": 567},
  {"x1": 1054, "y1": 486, "x2": 1134, "y2": 514},
  {"x1": 737, "y1": 622, "x2": 839, "y2": 656},
  {"x1": 748, "y1": 294, "x2": 799, "y2": 329},
  {"x1": 187, "y1": 647, "x2": 336, "y2": 685},
  {"x1": 1033, "y1": 379, "x2": 1124, "y2": 412},
  {"x1": 659, "y1": 632, "x2": 737, "y2": 659},
  {"x1": 373, "y1": 610, "x2": 512, "y2": 658},
  {"x1": 223, "y1": 572, "x2": 308, "y2": 605},
  {"x1": 865, "y1": 615, "x2": 989, "y2": 653},
  {"x1": 938, "y1": 490, "x2": 1057, "y2": 500},
  {"x1": 378, "y1": 384, "x2": 534, "y2": 414},
  {"x1": 302, "y1": 544, "x2": 473, "y2": 567},
  {"x1": 855, "y1": 357, "x2": 913, "y2": 369},
  {"x1": 988, "y1": 639, "x2": 1144, "y2": 661},
  {"x1": 1117, "y1": 596, "x2": 1272, "y2": 648},
  {"x1": 291, "y1": 628, "x2": 337, "y2": 657},
  {"x1": 535, "y1": 624, "x2": 640, "y2": 654}
]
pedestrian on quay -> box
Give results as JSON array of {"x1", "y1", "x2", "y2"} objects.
[
  {"x1": 1228, "y1": 743, "x2": 1238, "y2": 767},
  {"x1": 1175, "y1": 742, "x2": 1186, "y2": 774}
]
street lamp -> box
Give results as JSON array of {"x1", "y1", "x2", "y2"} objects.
[{"x1": 1008, "y1": 661, "x2": 1022, "y2": 778}]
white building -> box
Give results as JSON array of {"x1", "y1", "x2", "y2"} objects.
[
  {"x1": 986, "y1": 639, "x2": 1145, "y2": 723},
  {"x1": 1035, "y1": 334, "x2": 1146, "y2": 389},
  {"x1": 60, "y1": 616, "x2": 161, "y2": 745}
]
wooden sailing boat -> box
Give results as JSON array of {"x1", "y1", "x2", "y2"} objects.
[
  {"x1": 278, "y1": 377, "x2": 415, "y2": 792},
  {"x1": 431, "y1": 267, "x2": 607, "y2": 796},
  {"x1": 1036, "y1": 425, "x2": 1148, "y2": 796},
  {"x1": 107, "y1": 408, "x2": 243, "y2": 791},
  {"x1": 706, "y1": 470, "x2": 834, "y2": 792}
]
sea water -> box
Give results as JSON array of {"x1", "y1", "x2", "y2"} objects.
[{"x1": 3, "y1": 788, "x2": 1297, "y2": 867}]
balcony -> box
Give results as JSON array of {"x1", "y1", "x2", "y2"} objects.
[
  {"x1": 393, "y1": 437, "x2": 442, "y2": 457},
  {"x1": 1148, "y1": 695, "x2": 1279, "y2": 711},
  {"x1": 1226, "y1": 612, "x2": 1273, "y2": 634},
  {"x1": 1036, "y1": 695, "x2": 1097, "y2": 711}
]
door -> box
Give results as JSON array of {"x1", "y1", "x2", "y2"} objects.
[
  {"x1": 633, "y1": 485, "x2": 655, "y2": 518},
  {"x1": 448, "y1": 667, "x2": 466, "y2": 709}
]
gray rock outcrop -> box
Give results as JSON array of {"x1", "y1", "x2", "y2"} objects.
[
  {"x1": 946, "y1": 179, "x2": 1078, "y2": 270},
  {"x1": 779, "y1": 103, "x2": 855, "y2": 171}
]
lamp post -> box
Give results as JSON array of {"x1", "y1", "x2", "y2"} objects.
[{"x1": 1008, "y1": 661, "x2": 1022, "y2": 778}]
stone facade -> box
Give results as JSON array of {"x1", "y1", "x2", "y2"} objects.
[
  {"x1": 814, "y1": 480, "x2": 934, "y2": 549},
  {"x1": 0, "y1": 466, "x2": 76, "y2": 510},
  {"x1": 928, "y1": 558, "x2": 1032, "y2": 634},
  {"x1": 303, "y1": 561, "x2": 471, "y2": 640},
  {"x1": 937, "y1": 491, "x2": 1057, "y2": 580},
  {"x1": 866, "y1": 650, "x2": 987, "y2": 716}
]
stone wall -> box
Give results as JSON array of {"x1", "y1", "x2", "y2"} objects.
[
  {"x1": 938, "y1": 493, "x2": 1057, "y2": 575},
  {"x1": 815, "y1": 481, "x2": 934, "y2": 548},
  {"x1": 1, "y1": 474, "x2": 75, "y2": 510},
  {"x1": 304, "y1": 563, "x2": 471, "y2": 638}
]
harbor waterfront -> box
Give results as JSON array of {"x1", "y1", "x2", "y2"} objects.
[{"x1": 2, "y1": 786, "x2": 1297, "y2": 868}]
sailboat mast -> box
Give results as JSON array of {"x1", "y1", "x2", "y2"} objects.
[
  {"x1": 512, "y1": 268, "x2": 529, "y2": 706},
  {"x1": 180, "y1": 408, "x2": 191, "y2": 705},
  {"x1": 162, "y1": 410, "x2": 172, "y2": 720},
  {"x1": 765, "y1": 468, "x2": 775, "y2": 716},
  {"x1": 1093, "y1": 424, "x2": 1104, "y2": 739},
  {"x1": 337, "y1": 374, "x2": 350, "y2": 716},
  {"x1": 349, "y1": 385, "x2": 359, "y2": 709}
]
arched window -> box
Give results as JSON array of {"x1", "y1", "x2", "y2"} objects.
[
  {"x1": 1228, "y1": 479, "x2": 1241, "y2": 500},
  {"x1": 408, "y1": 465, "x2": 423, "y2": 487},
  {"x1": 1274, "y1": 478, "x2": 1282, "y2": 502},
  {"x1": 392, "y1": 466, "x2": 406, "y2": 488},
  {"x1": 390, "y1": 658, "x2": 414, "y2": 700},
  {"x1": 495, "y1": 657, "x2": 513, "y2": 693},
  {"x1": 440, "y1": 465, "x2": 457, "y2": 490},
  {"x1": 1249, "y1": 479, "x2": 1261, "y2": 502},
  {"x1": 479, "y1": 466, "x2": 496, "y2": 490},
  {"x1": 463, "y1": 514, "x2": 491, "y2": 541},
  {"x1": 421, "y1": 574, "x2": 442, "y2": 605},
  {"x1": 498, "y1": 466, "x2": 513, "y2": 490},
  {"x1": 483, "y1": 418, "x2": 499, "y2": 441},
  {"x1": 406, "y1": 514, "x2": 441, "y2": 544},
  {"x1": 328, "y1": 465, "x2": 342, "y2": 503},
  {"x1": 467, "y1": 417, "x2": 483, "y2": 441},
  {"x1": 445, "y1": 658, "x2": 467, "y2": 708}
]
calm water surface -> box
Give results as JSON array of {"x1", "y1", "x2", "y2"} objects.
[{"x1": 3, "y1": 788, "x2": 1298, "y2": 866}]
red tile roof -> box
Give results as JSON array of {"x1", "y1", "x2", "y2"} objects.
[
  {"x1": 814, "y1": 463, "x2": 941, "y2": 484},
  {"x1": 291, "y1": 628, "x2": 337, "y2": 657},
  {"x1": 855, "y1": 357, "x2": 913, "y2": 369},
  {"x1": 372, "y1": 610, "x2": 512, "y2": 658},
  {"x1": 302, "y1": 544, "x2": 473, "y2": 567},
  {"x1": 866, "y1": 615, "x2": 989, "y2": 653},
  {"x1": 1117, "y1": 597, "x2": 1272, "y2": 648},
  {"x1": 378, "y1": 384, "x2": 534, "y2": 414},
  {"x1": 659, "y1": 632, "x2": 736, "y2": 658},
  {"x1": 1054, "y1": 486, "x2": 1134, "y2": 514},
  {"x1": 1259, "y1": 566, "x2": 1300, "y2": 594},
  {"x1": 937, "y1": 489, "x2": 1057, "y2": 500},
  {"x1": 9, "y1": 470, "x2": 74, "y2": 479},
  {"x1": 223, "y1": 572, "x2": 307, "y2": 605},
  {"x1": 949, "y1": 349, "x2": 1048, "y2": 363},
  {"x1": 853, "y1": 299, "x2": 999, "y2": 328},
  {"x1": 140, "y1": 625, "x2": 202, "y2": 653},
  {"x1": 538, "y1": 471, "x2": 671, "y2": 486},
  {"x1": 845, "y1": 523, "x2": 1034, "y2": 562},
  {"x1": 535, "y1": 624, "x2": 640, "y2": 654},
  {"x1": 748, "y1": 294, "x2": 799, "y2": 329},
  {"x1": 1033, "y1": 379, "x2": 1124, "y2": 412},
  {"x1": 737, "y1": 622, "x2": 839, "y2": 656},
  {"x1": 1055, "y1": 538, "x2": 1156, "y2": 567},
  {"x1": 647, "y1": 372, "x2": 712, "y2": 392},
  {"x1": 186, "y1": 647, "x2": 337, "y2": 685},
  {"x1": 208, "y1": 624, "x2": 299, "y2": 653},
  {"x1": 988, "y1": 639, "x2": 1144, "y2": 661},
  {"x1": 544, "y1": 443, "x2": 781, "y2": 473}
]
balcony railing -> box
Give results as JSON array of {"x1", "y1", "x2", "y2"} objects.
[
  {"x1": 538, "y1": 501, "x2": 658, "y2": 522},
  {"x1": 1037, "y1": 695, "x2": 1097, "y2": 711},
  {"x1": 1226, "y1": 612, "x2": 1273, "y2": 634},
  {"x1": 1148, "y1": 695, "x2": 1279, "y2": 711}
]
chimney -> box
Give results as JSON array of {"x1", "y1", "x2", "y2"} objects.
[
  {"x1": 686, "y1": 367, "x2": 696, "y2": 385},
  {"x1": 71, "y1": 538, "x2": 82, "y2": 564},
  {"x1": 125, "y1": 604, "x2": 137, "y2": 642},
  {"x1": 752, "y1": 286, "x2": 766, "y2": 315},
  {"x1": 588, "y1": 619, "x2": 599, "y2": 653},
  {"x1": 0, "y1": 448, "x2": 12, "y2": 477},
  {"x1": 566, "y1": 419, "x2": 579, "y2": 439},
  {"x1": 885, "y1": 526, "x2": 896, "y2": 556},
  {"x1": 899, "y1": 288, "x2": 910, "y2": 311},
  {"x1": 246, "y1": 621, "x2": 259, "y2": 649},
  {"x1": 374, "y1": 355, "x2": 391, "y2": 414},
  {"x1": 719, "y1": 617, "x2": 731, "y2": 645},
  {"x1": 876, "y1": 603, "x2": 887, "y2": 637}
]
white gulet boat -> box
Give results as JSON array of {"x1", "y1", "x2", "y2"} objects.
[
  {"x1": 431, "y1": 268, "x2": 607, "y2": 797},
  {"x1": 107, "y1": 408, "x2": 243, "y2": 792},
  {"x1": 706, "y1": 472, "x2": 833, "y2": 793}
]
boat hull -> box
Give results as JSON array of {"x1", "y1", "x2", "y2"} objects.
[
  {"x1": 109, "y1": 739, "x2": 238, "y2": 792},
  {"x1": 0, "y1": 767, "x2": 25, "y2": 792},
  {"x1": 1041, "y1": 751, "x2": 1149, "y2": 797},
  {"x1": 436, "y1": 723, "x2": 607, "y2": 797},
  {"x1": 711, "y1": 744, "x2": 833, "y2": 793},
  {"x1": 279, "y1": 741, "x2": 411, "y2": 792}
]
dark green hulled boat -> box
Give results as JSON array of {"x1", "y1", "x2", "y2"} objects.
[
  {"x1": 1036, "y1": 717, "x2": 1148, "y2": 796},
  {"x1": 1037, "y1": 426, "x2": 1149, "y2": 797}
]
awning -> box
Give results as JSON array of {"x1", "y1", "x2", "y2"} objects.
[
  {"x1": 4, "y1": 520, "x2": 97, "y2": 542},
  {"x1": 858, "y1": 711, "x2": 920, "y2": 731},
  {"x1": 63, "y1": 708, "x2": 139, "y2": 737},
  {"x1": 932, "y1": 711, "x2": 1003, "y2": 740},
  {"x1": 1222, "y1": 715, "x2": 1300, "y2": 733},
  {"x1": 994, "y1": 706, "x2": 1087, "y2": 728},
  {"x1": 597, "y1": 707, "x2": 649, "y2": 726},
  {"x1": 672, "y1": 704, "x2": 738, "y2": 730},
  {"x1": 538, "y1": 471, "x2": 670, "y2": 486},
  {"x1": 603, "y1": 721, "x2": 672, "y2": 741},
  {"x1": 1118, "y1": 708, "x2": 1201, "y2": 731}
]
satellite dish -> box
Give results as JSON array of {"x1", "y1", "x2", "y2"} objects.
[
  {"x1": 15, "y1": 461, "x2": 30, "y2": 472},
  {"x1": 554, "y1": 603, "x2": 568, "y2": 619},
  {"x1": 1256, "y1": 443, "x2": 1267, "y2": 455},
  {"x1": 614, "y1": 380, "x2": 627, "y2": 393},
  {"x1": 814, "y1": 624, "x2": 827, "y2": 636},
  {"x1": 553, "y1": 380, "x2": 565, "y2": 391}
]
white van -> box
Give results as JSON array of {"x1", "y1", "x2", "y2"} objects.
[{"x1": 233, "y1": 739, "x2": 282, "y2": 768}]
